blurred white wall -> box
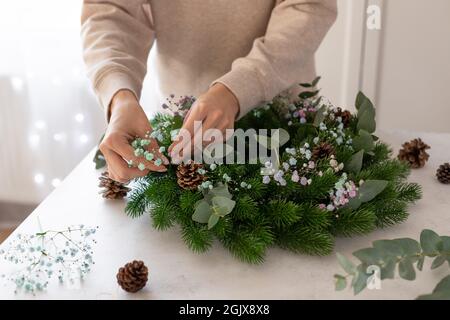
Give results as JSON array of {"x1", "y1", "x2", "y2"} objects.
[
  {"x1": 317, "y1": 0, "x2": 450, "y2": 133},
  {"x1": 0, "y1": 0, "x2": 449, "y2": 207}
]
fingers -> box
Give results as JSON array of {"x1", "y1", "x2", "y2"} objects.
[
  {"x1": 102, "y1": 148, "x2": 149, "y2": 183},
  {"x1": 169, "y1": 102, "x2": 206, "y2": 158},
  {"x1": 100, "y1": 133, "x2": 168, "y2": 183}
]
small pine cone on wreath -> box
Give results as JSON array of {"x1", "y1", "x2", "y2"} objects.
[
  {"x1": 312, "y1": 142, "x2": 336, "y2": 161},
  {"x1": 397, "y1": 138, "x2": 430, "y2": 169},
  {"x1": 117, "y1": 260, "x2": 149, "y2": 293},
  {"x1": 335, "y1": 107, "x2": 352, "y2": 127},
  {"x1": 436, "y1": 163, "x2": 450, "y2": 184},
  {"x1": 98, "y1": 171, "x2": 130, "y2": 199},
  {"x1": 176, "y1": 161, "x2": 206, "y2": 190}
]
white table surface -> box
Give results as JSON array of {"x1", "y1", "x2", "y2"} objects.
[{"x1": 1, "y1": 130, "x2": 449, "y2": 300}]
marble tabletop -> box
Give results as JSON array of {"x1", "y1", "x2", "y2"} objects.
[{"x1": 1, "y1": 130, "x2": 449, "y2": 300}]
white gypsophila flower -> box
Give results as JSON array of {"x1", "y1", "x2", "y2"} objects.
[{"x1": 0, "y1": 225, "x2": 98, "y2": 294}]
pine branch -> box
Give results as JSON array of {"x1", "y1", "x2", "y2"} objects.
[
  {"x1": 179, "y1": 190, "x2": 202, "y2": 215},
  {"x1": 395, "y1": 182, "x2": 422, "y2": 203},
  {"x1": 276, "y1": 225, "x2": 334, "y2": 256},
  {"x1": 265, "y1": 199, "x2": 301, "y2": 228},
  {"x1": 233, "y1": 195, "x2": 259, "y2": 221},
  {"x1": 149, "y1": 201, "x2": 177, "y2": 230},
  {"x1": 125, "y1": 182, "x2": 150, "y2": 218},
  {"x1": 331, "y1": 207, "x2": 376, "y2": 237},
  {"x1": 371, "y1": 200, "x2": 409, "y2": 228},
  {"x1": 180, "y1": 222, "x2": 213, "y2": 253},
  {"x1": 358, "y1": 159, "x2": 409, "y2": 181},
  {"x1": 221, "y1": 225, "x2": 272, "y2": 264},
  {"x1": 297, "y1": 203, "x2": 332, "y2": 231}
]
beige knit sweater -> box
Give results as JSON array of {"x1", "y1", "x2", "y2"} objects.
[{"x1": 81, "y1": 0, "x2": 337, "y2": 119}]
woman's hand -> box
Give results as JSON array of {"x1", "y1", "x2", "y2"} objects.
[
  {"x1": 169, "y1": 83, "x2": 240, "y2": 161},
  {"x1": 100, "y1": 89, "x2": 168, "y2": 183}
]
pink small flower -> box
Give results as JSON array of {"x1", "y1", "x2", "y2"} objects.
[
  {"x1": 349, "y1": 190, "x2": 357, "y2": 198},
  {"x1": 300, "y1": 177, "x2": 308, "y2": 186},
  {"x1": 319, "y1": 204, "x2": 326, "y2": 209},
  {"x1": 291, "y1": 171, "x2": 300, "y2": 183}
]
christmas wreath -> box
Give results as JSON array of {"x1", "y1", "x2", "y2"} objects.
[{"x1": 124, "y1": 78, "x2": 421, "y2": 263}]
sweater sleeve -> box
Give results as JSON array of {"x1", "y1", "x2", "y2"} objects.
[
  {"x1": 81, "y1": 0, "x2": 155, "y2": 119},
  {"x1": 212, "y1": 0, "x2": 337, "y2": 119}
]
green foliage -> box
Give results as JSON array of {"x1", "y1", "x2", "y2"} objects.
[
  {"x1": 335, "y1": 229, "x2": 450, "y2": 299},
  {"x1": 149, "y1": 201, "x2": 176, "y2": 230},
  {"x1": 120, "y1": 80, "x2": 421, "y2": 264},
  {"x1": 265, "y1": 200, "x2": 301, "y2": 228},
  {"x1": 332, "y1": 207, "x2": 376, "y2": 237},
  {"x1": 181, "y1": 222, "x2": 213, "y2": 253},
  {"x1": 277, "y1": 225, "x2": 333, "y2": 255},
  {"x1": 125, "y1": 181, "x2": 151, "y2": 218},
  {"x1": 417, "y1": 275, "x2": 450, "y2": 300}
]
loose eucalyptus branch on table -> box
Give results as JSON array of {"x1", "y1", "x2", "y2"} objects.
[
  {"x1": 0, "y1": 225, "x2": 98, "y2": 294},
  {"x1": 334, "y1": 229, "x2": 450, "y2": 299}
]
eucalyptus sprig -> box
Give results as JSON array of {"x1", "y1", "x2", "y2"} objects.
[
  {"x1": 334, "y1": 229, "x2": 450, "y2": 299},
  {"x1": 192, "y1": 183, "x2": 236, "y2": 229}
]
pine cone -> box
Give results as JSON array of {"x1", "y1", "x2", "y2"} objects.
[
  {"x1": 335, "y1": 107, "x2": 352, "y2": 127},
  {"x1": 312, "y1": 142, "x2": 335, "y2": 161},
  {"x1": 436, "y1": 163, "x2": 450, "y2": 184},
  {"x1": 176, "y1": 161, "x2": 206, "y2": 190},
  {"x1": 398, "y1": 138, "x2": 430, "y2": 169},
  {"x1": 117, "y1": 260, "x2": 149, "y2": 293},
  {"x1": 98, "y1": 171, "x2": 130, "y2": 199}
]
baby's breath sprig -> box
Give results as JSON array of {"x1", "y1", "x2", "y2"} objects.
[{"x1": 0, "y1": 225, "x2": 98, "y2": 294}]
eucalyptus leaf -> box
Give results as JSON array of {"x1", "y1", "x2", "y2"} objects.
[
  {"x1": 345, "y1": 150, "x2": 364, "y2": 175},
  {"x1": 417, "y1": 275, "x2": 450, "y2": 300},
  {"x1": 352, "y1": 265, "x2": 370, "y2": 295},
  {"x1": 299, "y1": 90, "x2": 320, "y2": 100},
  {"x1": 353, "y1": 247, "x2": 384, "y2": 265},
  {"x1": 398, "y1": 258, "x2": 416, "y2": 280},
  {"x1": 209, "y1": 183, "x2": 233, "y2": 199},
  {"x1": 347, "y1": 197, "x2": 362, "y2": 210},
  {"x1": 416, "y1": 291, "x2": 450, "y2": 300},
  {"x1": 208, "y1": 214, "x2": 220, "y2": 230},
  {"x1": 357, "y1": 107, "x2": 376, "y2": 133},
  {"x1": 431, "y1": 274, "x2": 450, "y2": 292},
  {"x1": 420, "y1": 229, "x2": 443, "y2": 255},
  {"x1": 355, "y1": 91, "x2": 367, "y2": 110},
  {"x1": 336, "y1": 253, "x2": 356, "y2": 274},
  {"x1": 358, "y1": 180, "x2": 388, "y2": 203},
  {"x1": 313, "y1": 105, "x2": 326, "y2": 127},
  {"x1": 431, "y1": 256, "x2": 446, "y2": 270},
  {"x1": 373, "y1": 240, "x2": 404, "y2": 257},
  {"x1": 416, "y1": 256, "x2": 425, "y2": 271},
  {"x1": 334, "y1": 274, "x2": 347, "y2": 291},
  {"x1": 211, "y1": 196, "x2": 236, "y2": 217},
  {"x1": 192, "y1": 201, "x2": 212, "y2": 223},
  {"x1": 441, "y1": 236, "x2": 450, "y2": 265},
  {"x1": 355, "y1": 91, "x2": 374, "y2": 111},
  {"x1": 391, "y1": 238, "x2": 421, "y2": 256},
  {"x1": 380, "y1": 258, "x2": 396, "y2": 280},
  {"x1": 312, "y1": 76, "x2": 321, "y2": 87},
  {"x1": 352, "y1": 129, "x2": 375, "y2": 152}
]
